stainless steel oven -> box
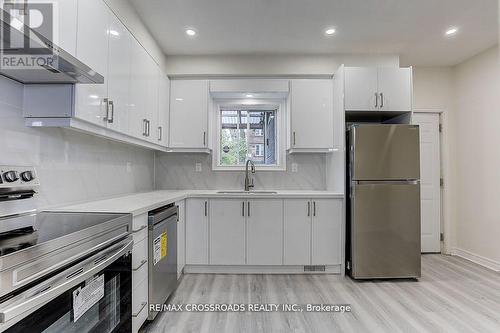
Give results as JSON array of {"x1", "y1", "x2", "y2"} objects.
[{"x1": 0, "y1": 237, "x2": 133, "y2": 332}]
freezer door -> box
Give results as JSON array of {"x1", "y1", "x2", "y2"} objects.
[
  {"x1": 351, "y1": 125, "x2": 420, "y2": 180},
  {"x1": 351, "y1": 182, "x2": 421, "y2": 279}
]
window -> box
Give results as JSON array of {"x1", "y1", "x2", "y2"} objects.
[{"x1": 219, "y1": 109, "x2": 277, "y2": 167}]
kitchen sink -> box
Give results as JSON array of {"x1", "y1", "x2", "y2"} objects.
[{"x1": 216, "y1": 191, "x2": 278, "y2": 195}]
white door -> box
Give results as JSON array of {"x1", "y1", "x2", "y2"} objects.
[
  {"x1": 185, "y1": 199, "x2": 209, "y2": 264},
  {"x1": 106, "y1": 13, "x2": 131, "y2": 133},
  {"x1": 169, "y1": 80, "x2": 208, "y2": 148},
  {"x1": 412, "y1": 113, "x2": 441, "y2": 252},
  {"x1": 378, "y1": 68, "x2": 412, "y2": 112},
  {"x1": 157, "y1": 72, "x2": 170, "y2": 146},
  {"x1": 209, "y1": 199, "x2": 245, "y2": 265},
  {"x1": 312, "y1": 199, "x2": 342, "y2": 265},
  {"x1": 283, "y1": 199, "x2": 311, "y2": 265},
  {"x1": 246, "y1": 199, "x2": 283, "y2": 265},
  {"x1": 290, "y1": 80, "x2": 334, "y2": 149},
  {"x1": 74, "y1": 0, "x2": 109, "y2": 126},
  {"x1": 176, "y1": 200, "x2": 185, "y2": 279},
  {"x1": 344, "y1": 67, "x2": 378, "y2": 111}
]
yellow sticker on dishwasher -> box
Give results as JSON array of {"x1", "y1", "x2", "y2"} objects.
[{"x1": 153, "y1": 232, "x2": 168, "y2": 265}]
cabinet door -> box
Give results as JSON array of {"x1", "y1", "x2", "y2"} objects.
[
  {"x1": 344, "y1": 67, "x2": 378, "y2": 111},
  {"x1": 157, "y1": 72, "x2": 170, "y2": 146},
  {"x1": 128, "y1": 39, "x2": 149, "y2": 139},
  {"x1": 106, "y1": 13, "x2": 131, "y2": 134},
  {"x1": 144, "y1": 56, "x2": 159, "y2": 143},
  {"x1": 290, "y1": 80, "x2": 334, "y2": 149},
  {"x1": 378, "y1": 68, "x2": 412, "y2": 112},
  {"x1": 53, "y1": 0, "x2": 77, "y2": 56},
  {"x1": 74, "y1": 0, "x2": 109, "y2": 126},
  {"x1": 176, "y1": 200, "x2": 185, "y2": 279},
  {"x1": 312, "y1": 199, "x2": 342, "y2": 265},
  {"x1": 185, "y1": 199, "x2": 209, "y2": 264},
  {"x1": 246, "y1": 199, "x2": 283, "y2": 265},
  {"x1": 169, "y1": 80, "x2": 208, "y2": 148},
  {"x1": 283, "y1": 199, "x2": 311, "y2": 265},
  {"x1": 209, "y1": 199, "x2": 245, "y2": 265}
]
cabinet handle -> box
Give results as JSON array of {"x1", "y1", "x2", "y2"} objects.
[
  {"x1": 313, "y1": 201, "x2": 316, "y2": 217},
  {"x1": 293, "y1": 132, "x2": 296, "y2": 146},
  {"x1": 104, "y1": 98, "x2": 110, "y2": 122},
  {"x1": 142, "y1": 119, "x2": 148, "y2": 136},
  {"x1": 374, "y1": 93, "x2": 378, "y2": 108},
  {"x1": 108, "y1": 100, "x2": 114, "y2": 123},
  {"x1": 132, "y1": 302, "x2": 147, "y2": 317},
  {"x1": 132, "y1": 259, "x2": 148, "y2": 271},
  {"x1": 380, "y1": 93, "x2": 384, "y2": 108},
  {"x1": 203, "y1": 131, "x2": 206, "y2": 146},
  {"x1": 147, "y1": 120, "x2": 151, "y2": 137},
  {"x1": 158, "y1": 126, "x2": 162, "y2": 141},
  {"x1": 307, "y1": 201, "x2": 311, "y2": 217},
  {"x1": 242, "y1": 202, "x2": 245, "y2": 217},
  {"x1": 247, "y1": 201, "x2": 250, "y2": 217},
  {"x1": 204, "y1": 201, "x2": 208, "y2": 217}
]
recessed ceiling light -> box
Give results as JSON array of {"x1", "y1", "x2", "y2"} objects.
[
  {"x1": 325, "y1": 28, "x2": 336, "y2": 36},
  {"x1": 246, "y1": 94, "x2": 254, "y2": 98},
  {"x1": 185, "y1": 29, "x2": 197, "y2": 37},
  {"x1": 445, "y1": 27, "x2": 458, "y2": 36}
]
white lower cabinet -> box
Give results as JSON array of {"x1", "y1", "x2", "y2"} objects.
[
  {"x1": 209, "y1": 199, "x2": 245, "y2": 264},
  {"x1": 176, "y1": 200, "x2": 185, "y2": 279},
  {"x1": 131, "y1": 213, "x2": 149, "y2": 333},
  {"x1": 284, "y1": 199, "x2": 343, "y2": 266},
  {"x1": 185, "y1": 197, "x2": 343, "y2": 269},
  {"x1": 246, "y1": 199, "x2": 283, "y2": 265},
  {"x1": 185, "y1": 199, "x2": 209, "y2": 264},
  {"x1": 284, "y1": 199, "x2": 311, "y2": 265},
  {"x1": 132, "y1": 278, "x2": 148, "y2": 333},
  {"x1": 312, "y1": 199, "x2": 342, "y2": 265}
]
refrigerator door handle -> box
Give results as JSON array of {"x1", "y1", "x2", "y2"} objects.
[{"x1": 353, "y1": 180, "x2": 420, "y2": 185}]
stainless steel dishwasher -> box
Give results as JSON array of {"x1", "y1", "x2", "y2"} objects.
[{"x1": 148, "y1": 203, "x2": 178, "y2": 320}]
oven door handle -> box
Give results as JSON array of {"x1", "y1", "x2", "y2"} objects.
[{"x1": 0, "y1": 238, "x2": 133, "y2": 324}]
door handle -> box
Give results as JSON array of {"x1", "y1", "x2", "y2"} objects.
[
  {"x1": 374, "y1": 93, "x2": 378, "y2": 108},
  {"x1": 158, "y1": 126, "x2": 162, "y2": 141},
  {"x1": 313, "y1": 201, "x2": 316, "y2": 217},
  {"x1": 108, "y1": 100, "x2": 114, "y2": 123},
  {"x1": 307, "y1": 201, "x2": 311, "y2": 217},
  {"x1": 247, "y1": 201, "x2": 250, "y2": 217},
  {"x1": 380, "y1": 93, "x2": 384, "y2": 108},
  {"x1": 142, "y1": 119, "x2": 148, "y2": 136},
  {"x1": 293, "y1": 132, "x2": 296, "y2": 146},
  {"x1": 104, "y1": 98, "x2": 110, "y2": 122},
  {"x1": 204, "y1": 201, "x2": 208, "y2": 217},
  {"x1": 203, "y1": 131, "x2": 206, "y2": 146},
  {"x1": 147, "y1": 120, "x2": 151, "y2": 137},
  {"x1": 242, "y1": 202, "x2": 245, "y2": 217}
]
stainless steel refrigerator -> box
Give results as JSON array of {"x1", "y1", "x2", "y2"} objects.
[{"x1": 346, "y1": 124, "x2": 421, "y2": 279}]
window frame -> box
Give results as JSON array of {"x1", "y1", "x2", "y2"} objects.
[{"x1": 212, "y1": 98, "x2": 287, "y2": 171}]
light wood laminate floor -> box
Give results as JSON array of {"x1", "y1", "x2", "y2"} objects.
[{"x1": 144, "y1": 255, "x2": 500, "y2": 333}]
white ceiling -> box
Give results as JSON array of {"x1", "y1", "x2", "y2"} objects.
[{"x1": 129, "y1": 0, "x2": 498, "y2": 66}]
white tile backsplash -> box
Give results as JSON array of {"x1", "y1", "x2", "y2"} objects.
[
  {"x1": 0, "y1": 77, "x2": 154, "y2": 210},
  {"x1": 154, "y1": 152, "x2": 327, "y2": 190}
]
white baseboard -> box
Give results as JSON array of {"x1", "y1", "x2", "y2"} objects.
[
  {"x1": 450, "y1": 248, "x2": 500, "y2": 272},
  {"x1": 184, "y1": 265, "x2": 341, "y2": 274}
]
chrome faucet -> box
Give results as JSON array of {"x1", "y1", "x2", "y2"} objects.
[{"x1": 244, "y1": 160, "x2": 256, "y2": 191}]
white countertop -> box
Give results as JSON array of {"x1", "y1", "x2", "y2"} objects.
[{"x1": 48, "y1": 190, "x2": 344, "y2": 216}]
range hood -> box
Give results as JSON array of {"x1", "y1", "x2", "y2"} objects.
[{"x1": 0, "y1": 9, "x2": 104, "y2": 84}]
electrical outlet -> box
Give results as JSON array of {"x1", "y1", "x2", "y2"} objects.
[
  {"x1": 126, "y1": 162, "x2": 132, "y2": 173},
  {"x1": 291, "y1": 163, "x2": 298, "y2": 173},
  {"x1": 195, "y1": 163, "x2": 202, "y2": 172}
]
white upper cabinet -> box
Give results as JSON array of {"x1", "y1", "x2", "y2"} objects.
[
  {"x1": 344, "y1": 67, "x2": 412, "y2": 112},
  {"x1": 157, "y1": 72, "x2": 170, "y2": 147},
  {"x1": 53, "y1": 0, "x2": 78, "y2": 56},
  {"x1": 377, "y1": 67, "x2": 412, "y2": 112},
  {"x1": 128, "y1": 39, "x2": 150, "y2": 139},
  {"x1": 169, "y1": 80, "x2": 209, "y2": 149},
  {"x1": 74, "y1": 0, "x2": 110, "y2": 126},
  {"x1": 344, "y1": 67, "x2": 378, "y2": 111},
  {"x1": 144, "y1": 55, "x2": 159, "y2": 144},
  {"x1": 106, "y1": 13, "x2": 132, "y2": 134},
  {"x1": 290, "y1": 79, "x2": 334, "y2": 151}
]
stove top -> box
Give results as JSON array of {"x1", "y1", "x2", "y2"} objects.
[{"x1": 0, "y1": 211, "x2": 130, "y2": 257}]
